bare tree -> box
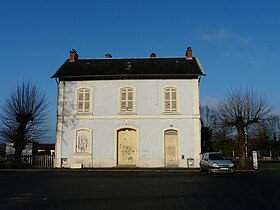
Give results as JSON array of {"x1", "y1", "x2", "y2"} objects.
[
  {"x1": 200, "y1": 105, "x2": 216, "y2": 129},
  {"x1": 216, "y1": 87, "x2": 271, "y2": 169},
  {"x1": 266, "y1": 114, "x2": 280, "y2": 142},
  {"x1": 0, "y1": 81, "x2": 48, "y2": 167},
  {"x1": 200, "y1": 105, "x2": 232, "y2": 143}
]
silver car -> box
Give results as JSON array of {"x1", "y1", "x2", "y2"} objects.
[{"x1": 200, "y1": 152, "x2": 235, "y2": 174}]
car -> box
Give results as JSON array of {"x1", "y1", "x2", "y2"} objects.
[{"x1": 200, "y1": 152, "x2": 235, "y2": 174}]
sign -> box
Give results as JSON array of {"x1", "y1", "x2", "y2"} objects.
[{"x1": 252, "y1": 151, "x2": 258, "y2": 170}]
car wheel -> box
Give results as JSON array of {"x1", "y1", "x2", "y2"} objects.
[
  {"x1": 199, "y1": 164, "x2": 203, "y2": 172},
  {"x1": 207, "y1": 167, "x2": 212, "y2": 174}
]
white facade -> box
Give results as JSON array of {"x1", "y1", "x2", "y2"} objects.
[{"x1": 55, "y1": 79, "x2": 201, "y2": 168}]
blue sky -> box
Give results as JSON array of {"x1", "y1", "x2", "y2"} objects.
[{"x1": 1, "y1": 0, "x2": 280, "y2": 143}]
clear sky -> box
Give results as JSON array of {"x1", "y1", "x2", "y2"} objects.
[{"x1": 1, "y1": 0, "x2": 280, "y2": 143}]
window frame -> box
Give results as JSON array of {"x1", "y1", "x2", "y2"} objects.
[
  {"x1": 162, "y1": 86, "x2": 180, "y2": 114},
  {"x1": 76, "y1": 87, "x2": 93, "y2": 115},
  {"x1": 74, "y1": 128, "x2": 92, "y2": 155},
  {"x1": 119, "y1": 86, "x2": 136, "y2": 114}
]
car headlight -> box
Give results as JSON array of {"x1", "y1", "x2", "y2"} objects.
[
  {"x1": 212, "y1": 163, "x2": 219, "y2": 167},
  {"x1": 229, "y1": 163, "x2": 234, "y2": 167}
]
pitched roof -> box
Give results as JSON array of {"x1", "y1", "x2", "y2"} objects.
[{"x1": 51, "y1": 57, "x2": 205, "y2": 80}]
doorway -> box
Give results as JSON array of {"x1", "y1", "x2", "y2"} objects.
[
  {"x1": 117, "y1": 129, "x2": 137, "y2": 166},
  {"x1": 164, "y1": 129, "x2": 178, "y2": 167}
]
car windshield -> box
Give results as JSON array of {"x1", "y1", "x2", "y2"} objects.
[{"x1": 209, "y1": 154, "x2": 226, "y2": 160}]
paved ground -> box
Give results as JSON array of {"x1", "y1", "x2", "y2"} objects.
[{"x1": 1, "y1": 168, "x2": 280, "y2": 210}]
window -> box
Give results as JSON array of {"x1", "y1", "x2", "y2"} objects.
[
  {"x1": 120, "y1": 87, "x2": 135, "y2": 113},
  {"x1": 77, "y1": 88, "x2": 92, "y2": 114},
  {"x1": 163, "y1": 87, "x2": 178, "y2": 113},
  {"x1": 75, "y1": 129, "x2": 91, "y2": 154}
]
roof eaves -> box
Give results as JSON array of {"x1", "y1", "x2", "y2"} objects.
[
  {"x1": 56, "y1": 74, "x2": 202, "y2": 81},
  {"x1": 194, "y1": 57, "x2": 206, "y2": 76}
]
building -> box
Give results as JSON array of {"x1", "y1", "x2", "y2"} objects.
[
  {"x1": 36, "y1": 144, "x2": 55, "y2": 156},
  {"x1": 4, "y1": 142, "x2": 55, "y2": 156},
  {"x1": 51, "y1": 47, "x2": 205, "y2": 168},
  {"x1": 5, "y1": 142, "x2": 36, "y2": 156}
]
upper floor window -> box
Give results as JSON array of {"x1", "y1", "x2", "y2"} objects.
[
  {"x1": 120, "y1": 87, "x2": 135, "y2": 114},
  {"x1": 77, "y1": 88, "x2": 92, "y2": 115},
  {"x1": 163, "y1": 87, "x2": 178, "y2": 113}
]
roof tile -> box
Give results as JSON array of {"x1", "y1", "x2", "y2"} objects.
[{"x1": 51, "y1": 57, "x2": 205, "y2": 80}]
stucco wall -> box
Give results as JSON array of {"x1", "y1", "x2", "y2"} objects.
[{"x1": 55, "y1": 79, "x2": 201, "y2": 168}]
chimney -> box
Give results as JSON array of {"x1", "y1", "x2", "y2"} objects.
[
  {"x1": 185, "y1": 47, "x2": 193, "y2": 59},
  {"x1": 105, "y1": 53, "x2": 112, "y2": 58},
  {"x1": 150, "y1": 53, "x2": 157, "y2": 58},
  {"x1": 69, "y1": 49, "x2": 79, "y2": 62}
]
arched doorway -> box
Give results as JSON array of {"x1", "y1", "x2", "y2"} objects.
[
  {"x1": 117, "y1": 128, "x2": 137, "y2": 166},
  {"x1": 164, "y1": 129, "x2": 178, "y2": 167}
]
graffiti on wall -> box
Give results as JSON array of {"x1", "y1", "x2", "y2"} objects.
[
  {"x1": 119, "y1": 143, "x2": 135, "y2": 163},
  {"x1": 76, "y1": 130, "x2": 90, "y2": 153},
  {"x1": 118, "y1": 130, "x2": 137, "y2": 165},
  {"x1": 164, "y1": 131, "x2": 178, "y2": 166}
]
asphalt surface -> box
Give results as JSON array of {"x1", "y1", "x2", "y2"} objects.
[{"x1": 1, "y1": 168, "x2": 280, "y2": 210}]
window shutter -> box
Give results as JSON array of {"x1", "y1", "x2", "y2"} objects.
[
  {"x1": 77, "y1": 88, "x2": 91, "y2": 114},
  {"x1": 120, "y1": 87, "x2": 134, "y2": 113},
  {"x1": 164, "y1": 87, "x2": 178, "y2": 113},
  {"x1": 84, "y1": 89, "x2": 90, "y2": 113},
  {"x1": 121, "y1": 101, "x2": 126, "y2": 111},
  {"x1": 127, "y1": 101, "x2": 133, "y2": 110}
]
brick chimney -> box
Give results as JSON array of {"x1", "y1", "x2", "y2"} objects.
[
  {"x1": 69, "y1": 49, "x2": 79, "y2": 62},
  {"x1": 150, "y1": 53, "x2": 157, "y2": 58},
  {"x1": 185, "y1": 47, "x2": 192, "y2": 59},
  {"x1": 105, "y1": 53, "x2": 112, "y2": 58}
]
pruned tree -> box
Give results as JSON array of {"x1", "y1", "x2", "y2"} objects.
[
  {"x1": 200, "y1": 105, "x2": 234, "y2": 153},
  {"x1": 215, "y1": 87, "x2": 271, "y2": 169},
  {"x1": 0, "y1": 81, "x2": 48, "y2": 167},
  {"x1": 266, "y1": 114, "x2": 280, "y2": 142}
]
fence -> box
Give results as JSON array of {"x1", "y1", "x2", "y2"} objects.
[
  {"x1": 216, "y1": 149, "x2": 280, "y2": 161},
  {"x1": 0, "y1": 155, "x2": 54, "y2": 168}
]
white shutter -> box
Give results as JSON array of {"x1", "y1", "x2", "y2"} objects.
[
  {"x1": 77, "y1": 88, "x2": 91, "y2": 114},
  {"x1": 164, "y1": 87, "x2": 177, "y2": 112},
  {"x1": 120, "y1": 87, "x2": 134, "y2": 113}
]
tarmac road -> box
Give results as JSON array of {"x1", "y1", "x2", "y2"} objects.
[{"x1": 1, "y1": 169, "x2": 280, "y2": 210}]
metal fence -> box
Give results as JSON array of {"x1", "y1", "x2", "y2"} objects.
[{"x1": 0, "y1": 155, "x2": 54, "y2": 168}]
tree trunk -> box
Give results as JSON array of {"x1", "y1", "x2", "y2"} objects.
[
  {"x1": 237, "y1": 126, "x2": 246, "y2": 169},
  {"x1": 14, "y1": 146, "x2": 24, "y2": 168},
  {"x1": 13, "y1": 122, "x2": 28, "y2": 168}
]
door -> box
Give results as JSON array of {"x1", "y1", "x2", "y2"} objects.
[
  {"x1": 117, "y1": 129, "x2": 137, "y2": 165},
  {"x1": 164, "y1": 129, "x2": 178, "y2": 167}
]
